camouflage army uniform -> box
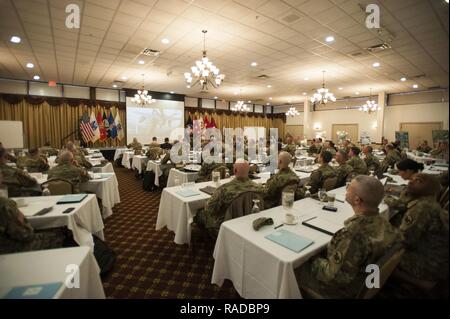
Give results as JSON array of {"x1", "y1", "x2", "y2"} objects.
[
  {"x1": 48, "y1": 163, "x2": 90, "y2": 193},
  {"x1": 195, "y1": 177, "x2": 264, "y2": 238},
  {"x1": 0, "y1": 197, "x2": 68, "y2": 254},
  {"x1": 308, "y1": 144, "x2": 322, "y2": 155},
  {"x1": 263, "y1": 168, "x2": 300, "y2": 209},
  {"x1": 397, "y1": 195, "x2": 449, "y2": 281},
  {"x1": 295, "y1": 212, "x2": 402, "y2": 298},
  {"x1": 127, "y1": 142, "x2": 143, "y2": 154},
  {"x1": 17, "y1": 155, "x2": 49, "y2": 173},
  {"x1": 283, "y1": 143, "x2": 297, "y2": 157},
  {"x1": 301, "y1": 164, "x2": 337, "y2": 195},
  {"x1": 146, "y1": 146, "x2": 164, "y2": 160},
  {"x1": 0, "y1": 164, "x2": 38, "y2": 197},
  {"x1": 335, "y1": 163, "x2": 353, "y2": 188},
  {"x1": 74, "y1": 154, "x2": 93, "y2": 169},
  {"x1": 39, "y1": 146, "x2": 59, "y2": 156},
  {"x1": 417, "y1": 145, "x2": 432, "y2": 153},
  {"x1": 323, "y1": 147, "x2": 336, "y2": 157},
  {"x1": 196, "y1": 161, "x2": 229, "y2": 183},
  {"x1": 384, "y1": 188, "x2": 412, "y2": 227},
  {"x1": 380, "y1": 150, "x2": 401, "y2": 173},
  {"x1": 347, "y1": 156, "x2": 368, "y2": 175},
  {"x1": 364, "y1": 153, "x2": 381, "y2": 175}
]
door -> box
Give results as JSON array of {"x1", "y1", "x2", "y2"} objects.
[
  {"x1": 285, "y1": 125, "x2": 304, "y2": 139},
  {"x1": 400, "y1": 122, "x2": 443, "y2": 149},
  {"x1": 332, "y1": 124, "x2": 359, "y2": 144}
]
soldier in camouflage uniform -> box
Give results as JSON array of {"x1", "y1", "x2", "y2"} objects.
[
  {"x1": 430, "y1": 140, "x2": 449, "y2": 162},
  {"x1": 16, "y1": 148, "x2": 50, "y2": 173},
  {"x1": 146, "y1": 146, "x2": 164, "y2": 160},
  {"x1": 298, "y1": 150, "x2": 337, "y2": 197},
  {"x1": 335, "y1": 150, "x2": 354, "y2": 188},
  {"x1": 340, "y1": 139, "x2": 352, "y2": 154},
  {"x1": 282, "y1": 136, "x2": 297, "y2": 157},
  {"x1": 74, "y1": 140, "x2": 89, "y2": 156},
  {"x1": 39, "y1": 141, "x2": 59, "y2": 157},
  {"x1": 60, "y1": 141, "x2": 93, "y2": 169},
  {"x1": 362, "y1": 145, "x2": 380, "y2": 175},
  {"x1": 0, "y1": 142, "x2": 17, "y2": 163},
  {"x1": 149, "y1": 137, "x2": 160, "y2": 148},
  {"x1": 347, "y1": 146, "x2": 367, "y2": 175},
  {"x1": 380, "y1": 144, "x2": 402, "y2": 173},
  {"x1": 0, "y1": 147, "x2": 38, "y2": 197},
  {"x1": 396, "y1": 173, "x2": 449, "y2": 282},
  {"x1": 196, "y1": 158, "x2": 229, "y2": 183},
  {"x1": 127, "y1": 138, "x2": 143, "y2": 153},
  {"x1": 295, "y1": 176, "x2": 402, "y2": 298},
  {"x1": 263, "y1": 152, "x2": 300, "y2": 209},
  {"x1": 416, "y1": 140, "x2": 432, "y2": 154},
  {"x1": 194, "y1": 159, "x2": 264, "y2": 239},
  {"x1": 48, "y1": 151, "x2": 90, "y2": 193}
]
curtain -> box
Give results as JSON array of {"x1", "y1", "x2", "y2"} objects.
[{"x1": 0, "y1": 98, "x2": 126, "y2": 149}]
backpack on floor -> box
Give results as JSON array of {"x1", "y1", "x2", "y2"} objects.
[
  {"x1": 143, "y1": 171, "x2": 156, "y2": 191},
  {"x1": 92, "y1": 235, "x2": 117, "y2": 278},
  {"x1": 115, "y1": 155, "x2": 123, "y2": 167}
]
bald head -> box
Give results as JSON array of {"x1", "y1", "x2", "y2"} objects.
[
  {"x1": 346, "y1": 175, "x2": 384, "y2": 213},
  {"x1": 278, "y1": 151, "x2": 292, "y2": 169},
  {"x1": 59, "y1": 151, "x2": 74, "y2": 164},
  {"x1": 66, "y1": 141, "x2": 74, "y2": 151},
  {"x1": 407, "y1": 173, "x2": 440, "y2": 197},
  {"x1": 336, "y1": 150, "x2": 348, "y2": 164},
  {"x1": 234, "y1": 159, "x2": 250, "y2": 178}
]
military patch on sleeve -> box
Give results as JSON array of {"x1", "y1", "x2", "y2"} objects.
[
  {"x1": 404, "y1": 215, "x2": 413, "y2": 225},
  {"x1": 332, "y1": 251, "x2": 343, "y2": 264}
]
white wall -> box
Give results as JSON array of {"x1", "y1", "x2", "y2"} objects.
[
  {"x1": 383, "y1": 102, "x2": 449, "y2": 141},
  {"x1": 286, "y1": 114, "x2": 304, "y2": 125}
]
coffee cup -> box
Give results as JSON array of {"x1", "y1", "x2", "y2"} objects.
[{"x1": 285, "y1": 213, "x2": 296, "y2": 224}]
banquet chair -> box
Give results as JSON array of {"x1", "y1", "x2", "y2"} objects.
[
  {"x1": 322, "y1": 177, "x2": 338, "y2": 191},
  {"x1": 438, "y1": 186, "x2": 448, "y2": 211},
  {"x1": 41, "y1": 178, "x2": 74, "y2": 195}
]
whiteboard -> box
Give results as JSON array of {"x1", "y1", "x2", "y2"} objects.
[{"x1": 0, "y1": 121, "x2": 24, "y2": 148}]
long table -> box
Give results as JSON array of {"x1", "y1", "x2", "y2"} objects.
[
  {"x1": 0, "y1": 247, "x2": 105, "y2": 299},
  {"x1": 211, "y1": 185, "x2": 389, "y2": 299}
]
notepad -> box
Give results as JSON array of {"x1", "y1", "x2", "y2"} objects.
[
  {"x1": 302, "y1": 217, "x2": 342, "y2": 236},
  {"x1": 175, "y1": 189, "x2": 201, "y2": 197},
  {"x1": 56, "y1": 194, "x2": 88, "y2": 204},
  {"x1": 3, "y1": 282, "x2": 63, "y2": 299},
  {"x1": 265, "y1": 229, "x2": 314, "y2": 253}
]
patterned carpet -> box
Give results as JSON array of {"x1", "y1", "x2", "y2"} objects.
[{"x1": 101, "y1": 166, "x2": 239, "y2": 299}]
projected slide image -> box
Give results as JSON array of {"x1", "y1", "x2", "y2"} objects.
[{"x1": 126, "y1": 98, "x2": 184, "y2": 144}]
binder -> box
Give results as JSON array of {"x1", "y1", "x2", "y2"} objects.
[
  {"x1": 3, "y1": 282, "x2": 63, "y2": 299},
  {"x1": 175, "y1": 189, "x2": 201, "y2": 197},
  {"x1": 302, "y1": 217, "x2": 342, "y2": 236},
  {"x1": 265, "y1": 229, "x2": 314, "y2": 253},
  {"x1": 199, "y1": 186, "x2": 217, "y2": 195},
  {"x1": 56, "y1": 194, "x2": 88, "y2": 204}
]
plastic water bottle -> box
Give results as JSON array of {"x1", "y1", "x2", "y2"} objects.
[{"x1": 42, "y1": 186, "x2": 51, "y2": 196}]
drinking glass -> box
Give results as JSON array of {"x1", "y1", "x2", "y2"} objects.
[
  {"x1": 282, "y1": 190, "x2": 294, "y2": 210},
  {"x1": 251, "y1": 199, "x2": 261, "y2": 214},
  {"x1": 304, "y1": 185, "x2": 312, "y2": 198},
  {"x1": 318, "y1": 188, "x2": 327, "y2": 202},
  {"x1": 212, "y1": 171, "x2": 220, "y2": 184},
  {"x1": 327, "y1": 192, "x2": 336, "y2": 206}
]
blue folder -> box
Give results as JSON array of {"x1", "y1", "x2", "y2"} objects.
[
  {"x1": 265, "y1": 229, "x2": 314, "y2": 253},
  {"x1": 56, "y1": 194, "x2": 88, "y2": 204},
  {"x1": 3, "y1": 282, "x2": 63, "y2": 299},
  {"x1": 176, "y1": 189, "x2": 201, "y2": 198}
]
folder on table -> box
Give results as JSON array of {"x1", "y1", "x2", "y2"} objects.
[
  {"x1": 302, "y1": 217, "x2": 342, "y2": 236},
  {"x1": 175, "y1": 189, "x2": 201, "y2": 198},
  {"x1": 265, "y1": 229, "x2": 314, "y2": 253},
  {"x1": 199, "y1": 186, "x2": 217, "y2": 195},
  {"x1": 56, "y1": 194, "x2": 88, "y2": 204},
  {"x1": 3, "y1": 282, "x2": 63, "y2": 299}
]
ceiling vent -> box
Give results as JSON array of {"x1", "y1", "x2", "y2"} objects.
[
  {"x1": 257, "y1": 74, "x2": 270, "y2": 79},
  {"x1": 281, "y1": 13, "x2": 301, "y2": 24},
  {"x1": 365, "y1": 43, "x2": 391, "y2": 53},
  {"x1": 140, "y1": 48, "x2": 160, "y2": 57},
  {"x1": 412, "y1": 74, "x2": 426, "y2": 79},
  {"x1": 348, "y1": 50, "x2": 369, "y2": 57}
]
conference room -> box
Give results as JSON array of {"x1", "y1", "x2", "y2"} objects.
[{"x1": 0, "y1": 0, "x2": 448, "y2": 304}]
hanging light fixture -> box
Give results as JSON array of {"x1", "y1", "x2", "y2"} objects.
[
  {"x1": 359, "y1": 88, "x2": 380, "y2": 114},
  {"x1": 131, "y1": 74, "x2": 156, "y2": 106},
  {"x1": 286, "y1": 106, "x2": 300, "y2": 117},
  {"x1": 310, "y1": 70, "x2": 336, "y2": 105},
  {"x1": 231, "y1": 89, "x2": 249, "y2": 112},
  {"x1": 184, "y1": 30, "x2": 225, "y2": 91}
]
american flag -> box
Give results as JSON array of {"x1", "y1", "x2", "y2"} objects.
[{"x1": 80, "y1": 111, "x2": 94, "y2": 143}]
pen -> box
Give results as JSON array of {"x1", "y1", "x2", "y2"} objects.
[
  {"x1": 335, "y1": 198, "x2": 344, "y2": 203},
  {"x1": 274, "y1": 224, "x2": 284, "y2": 229}
]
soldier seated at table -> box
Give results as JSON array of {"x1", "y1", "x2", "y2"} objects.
[
  {"x1": 297, "y1": 150, "x2": 337, "y2": 197},
  {"x1": 39, "y1": 141, "x2": 59, "y2": 157},
  {"x1": 283, "y1": 136, "x2": 297, "y2": 157},
  {"x1": 0, "y1": 142, "x2": 17, "y2": 163},
  {"x1": 48, "y1": 151, "x2": 90, "y2": 194},
  {"x1": 196, "y1": 157, "x2": 229, "y2": 183},
  {"x1": 335, "y1": 150, "x2": 354, "y2": 188},
  {"x1": 347, "y1": 146, "x2": 367, "y2": 175},
  {"x1": 0, "y1": 147, "x2": 39, "y2": 197},
  {"x1": 394, "y1": 173, "x2": 449, "y2": 285},
  {"x1": 430, "y1": 140, "x2": 449, "y2": 162},
  {"x1": 295, "y1": 176, "x2": 402, "y2": 298},
  {"x1": 263, "y1": 151, "x2": 300, "y2": 209},
  {"x1": 160, "y1": 137, "x2": 173, "y2": 150},
  {"x1": 16, "y1": 148, "x2": 49, "y2": 173},
  {"x1": 74, "y1": 139, "x2": 89, "y2": 156},
  {"x1": 146, "y1": 145, "x2": 164, "y2": 160},
  {"x1": 416, "y1": 140, "x2": 432, "y2": 154},
  {"x1": 340, "y1": 139, "x2": 352, "y2": 154},
  {"x1": 380, "y1": 144, "x2": 402, "y2": 173},
  {"x1": 149, "y1": 136, "x2": 160, "y2": 148},
  {"x1": 194, "y1": 159, "x2": 264, "y2": 239},
  {"x1": 58, "y1": 141, "x2": 93, "y2": 170},
  {"x1": 127, "y1": 138, "x2": 143, "y2": 153},
  {"x1": 362, "y1": 145, "x2": 381, "y2": 176}
]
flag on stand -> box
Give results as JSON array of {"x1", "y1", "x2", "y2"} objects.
[
  {"x1": 98, "y1": 111, "x2": 107, "y2": 141},
  {"x1": 115, "y1": 112, "x2": 124, "y2": 141},
  {"x1": 109, "y1": 111, "x2": 117, "y2": 139},
  {"x1": 203, "y1": 115, "x2": 210, "y2": 129},
  {"x1": 209, "y1": 117, "x2": 216, "y2": 128},
  {"x1": 80, "y1": 111, "x2": 94, "y2": 143},
  {"x1": 103, "y1": 110, "x2": 110, "y2": 139},
  {"x1": 90, "y1": 110, "x2": 100, "y2": 143}
]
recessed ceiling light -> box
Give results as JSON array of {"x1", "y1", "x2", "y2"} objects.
[
  {"x1": 250, "y1": 62, "x2": 257, "y2": 67},
  {"x1": 247, "y1": 100, "x2": 251, "y2": 103},
  {"x1": 267, "y1": 85, "x2": 272, "y2": 88},
  {"x1": 138, "y1": 60, "x2": 145, "y2": 65},
  {"x1": 170, "y1": 91, "x2": 174, "y2": 94},
  {"x1": 112, "y1": 84, "x2": 118, "y2": 88},
  {"x1": 412, "y1": 84, "x2": 418, "y2": 89},
  {"x1": 186, "y1": 85, "x2": 191, "y2": 88},
  {"x1": 266, "y1": 103, "x2": 270, "y2": 105},
  {"x1": 400, "y1": 77, "x2": 406, "y2": 81},
  {"x1": 121, "y1": 76, "x2": 127, "y2": 80},
  {"x1": 325, "y1": 36, "x2": 335, "y2": 43},
  {"x1": 372, "y1": 62, "x2": 380, "y2": 67},
  {"x1": 338, "y1": 87, "x2": 343, "y2": 90},
  {"x1": 33, "y1": 75, "x2": 40, "y2": 80},
  {"x1": 214, "y1": 96, "x2": 218, "y2": 99},
  {"x1": 355, "y1": 91, "x2": 360, "y2": 95},
  {"x1": 303, "y1": 77, "x2": 309, "y2": 81},
  {"x1": 161, "y1": 38, "x2": 170, "y2": 44},
  {"x1": 269, "y1": 97, "x2": 272, "y2": 100},
  {"x1": 302, "y1": 92, "x2": 307, "y2": 95},
  {"x1": 234, "y1": 92, "x2": 238, "y2": 95},
  {"x1": 26, "y1": 63, "x2": 34, "y2": 68},
  {"x1": 10, "y1": 36, "x2": 21, "y2": 43}
]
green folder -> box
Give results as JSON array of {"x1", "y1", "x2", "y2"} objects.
[
  {"x1": 265, "y1": 229, "x2": 314, "y2": 253},
  {"x1": 56, "y1": 194, "x2": 88, "y2": 204}
]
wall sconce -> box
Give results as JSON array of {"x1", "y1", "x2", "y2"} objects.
[
  {"x1": 372, "y1": 122, "x2": 378, "y2": 129},
  {"x1": 314, "y1": 123, "x2": 321, "y2": 130}
]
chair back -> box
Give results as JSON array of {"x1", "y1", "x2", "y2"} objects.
[
  {"x1": 356, "y1": 243, "x2": 405, "y2": 299},
  {"x1": 41, "y1": 178, "x2": 74, "y2": 195},
  {"x1": 322, "y1": 177, "x2": 338, "y2": 191},
  {"x1": 439, "y1": 187, "x2": 449, "y2": 211},
  {"x1": 224, "y1": 191, "x2": 264, "y2": 221}
]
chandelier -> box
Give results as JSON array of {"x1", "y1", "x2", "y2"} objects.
[
  {"x1": 359, "y1": 88, "x2": 380, "y2": 114},
  {"x1": 231, "y1": 100, "x2": 249, "y2": 112},
  {"x1": 286, "y1": 107, "x2": 300, "y2": 117},
  {"x1": 131, "y1": 74, "x2": 155, "y2": 106},
  {"x1": 310, "y1": 70, "x2": 336, "y2": 105},
  {"x1": 184, "y1": 30, "x2": 225, "y2": 91}
]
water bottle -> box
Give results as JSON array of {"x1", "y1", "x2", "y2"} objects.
[
  {"x1": 251, "y1": 199, "x2": 260, "y2": 214},
  {"x1": 42, "y1": 186, "x2": 51, "y2": 196}
]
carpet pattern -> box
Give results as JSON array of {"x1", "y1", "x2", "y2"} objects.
[{"x1": 101, "y1": 166, "x2": 239, "y2": 299}]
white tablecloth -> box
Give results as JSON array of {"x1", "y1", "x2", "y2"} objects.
[
  {"x1": 0, "y1": 247, "x2": 105, "y2": 299},
  {"x1": 121, "y1": 151, "x2": 134, "y2": 169},
  {"x1": 91, "y1": 162, "x2": 114, "y2": 173},
  {"x1": 211, "y1": 185, "x2": 388, "y2": 299},
  {"x1": 114, "y1": 148, "x2": 129, "y2": 161},
  {"x1": 80, "y1": 173, "x2": 120, "y2": 219},
  {"x1": 167, "y1": 168, "x2": 199, "y2": 187},
  {"x1": 406, "y1": 151, "x2": 446, "y2": 164},
  {"x1": 13, "y1": 194, "x2": 104, "y2": 248},
  {"x1": 132, "y1": 155, "x2": 149, "y2": 174},
  {"x1": 146, "y1": 161, "x2": 163, "y2": 186}
]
